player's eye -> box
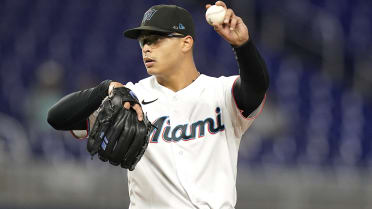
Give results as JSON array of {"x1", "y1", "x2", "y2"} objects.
[{"x1": 139, "y1": 35, "x2": 164, "y2": 48}]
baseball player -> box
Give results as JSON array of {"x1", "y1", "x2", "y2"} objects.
[{"x1": 47, "y1": 1, "x2": 269, "y2": 208}]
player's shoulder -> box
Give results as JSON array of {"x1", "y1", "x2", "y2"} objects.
[
  {"x1": 201, "y1": 74, "x2": 239, "y2": 85},
  {"x1": 125, "y1": 76, "x2": 154, "y2": 90}
]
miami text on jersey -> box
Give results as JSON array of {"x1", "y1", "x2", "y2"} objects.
[{"x1": 149, "y1": 107, "x2": 225, "y2": 143}]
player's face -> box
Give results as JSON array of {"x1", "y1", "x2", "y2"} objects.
[{"x1": 138, "y1": 32, "x2": 186, "y2": 75}]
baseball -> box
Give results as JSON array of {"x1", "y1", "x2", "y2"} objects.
[{"x1": 205, "y1": 5, "x2": 226, "y2": 25}]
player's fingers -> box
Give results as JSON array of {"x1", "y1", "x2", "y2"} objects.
[
  {"x1": 124, "y1": 102, "x2": 130, "y2": 109},
  {"x1": 132, "y1": 104, "x2": 143, "y2": 121},
  {"x1": 230, "y1": 15, "x2": 238, "y2": 31},
  {"x1": 224, "y1": 8, "x2": 234, "y2": 24},
  {"x1": 205, "y1": 4, "x2": 211, "y2": 9},
  {"x1": 109, "y1": 82, "x2": 125, "y2": 96},
  {"x1": 215, "y1": 1, "x2": 227, "y2": 9}
]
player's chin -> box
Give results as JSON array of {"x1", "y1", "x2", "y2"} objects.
[
  {"x1": 146, "y1": 67, "x2": 157, "y2": 75},
  {"x1": 145, "y1": 64, "x2": 165, "y2": 76}
]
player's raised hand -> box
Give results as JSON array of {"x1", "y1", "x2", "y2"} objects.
[{"x1": 206, "y1": 1, "x2": 249, "y2": 47}]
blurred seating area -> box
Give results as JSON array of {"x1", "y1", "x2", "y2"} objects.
[
  {"x1": 0, "y1": 0, "x2": 371, "y2": 170},
  {"x1": 240, "y1": 0, "x2": 372, "y2": 170}
]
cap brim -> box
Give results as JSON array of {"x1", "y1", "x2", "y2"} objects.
[{"x1": 123, "y1": 26, "x2": 173, "y2": 39}]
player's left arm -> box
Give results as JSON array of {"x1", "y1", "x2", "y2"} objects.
[{"x1": 206, "y1": 1, "x2": 269, "y2": 118}]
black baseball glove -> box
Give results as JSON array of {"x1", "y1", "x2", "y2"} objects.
[{"x1": 87, "y1": 87, "x2": 152, "y2": 170}]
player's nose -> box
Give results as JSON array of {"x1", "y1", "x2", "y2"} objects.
[{"x1": 142, "y1": 44, "x2": 151, "y2": 53}]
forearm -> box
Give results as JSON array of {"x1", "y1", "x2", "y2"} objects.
[
  {"x1": 232, "y1": 39, "x2": 269, "y2": 117},
  {"x1": 47, "y1": 80, "x2": 112, "y2": 130}
]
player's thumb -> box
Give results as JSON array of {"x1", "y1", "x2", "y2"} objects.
[{"x1": 213, "y1": 23, "x2": 222, "y2": 32}]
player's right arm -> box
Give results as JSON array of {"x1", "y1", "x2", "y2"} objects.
[{"x1": 47, "y1": 80, "x2": 144, "y2": 132}]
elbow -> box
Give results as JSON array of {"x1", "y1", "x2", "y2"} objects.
[
  {"x1": 263, "y1": 80, "x2": 269, "y2": 94},
  {"x1": 233, "y1": 78, "x2": 267, "y2": 117},
  {"x1": 47, "y1": 106, "x2": 62, "y2": 130},
  {"x1": 264, "y1": 72, "x2": 270, "y2": 92},
  {"x1": 256, "y1": 71, "x2": 270, "y2": 94}
]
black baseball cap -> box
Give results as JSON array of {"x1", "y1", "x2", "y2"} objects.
[{"x1": 124, "y1": 5, "x2": 195, "y2": 39}]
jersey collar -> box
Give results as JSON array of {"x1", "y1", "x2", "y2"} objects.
[{"x1": 152, "y1": 74, "x2": 204, "y2": 96}]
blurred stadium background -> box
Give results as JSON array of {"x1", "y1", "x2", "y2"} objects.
[{"x1": 1, "y1": 0, "x2": 372, "y2": 208}]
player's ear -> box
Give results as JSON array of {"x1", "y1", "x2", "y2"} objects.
[{"x1": 181, "y1": 35, "x2": 193, "y2": 53}]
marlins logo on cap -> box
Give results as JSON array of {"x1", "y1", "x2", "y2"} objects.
[
  {"x1": 142, "y1": 8, "x2": 158, "y2": 23},
  {"x1": 123, "y1": 5, "x2": 195, "y2": 40}
]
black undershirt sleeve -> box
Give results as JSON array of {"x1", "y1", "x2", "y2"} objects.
[
  {"x1": 47, "y1": 80, "x2": 112, "y2": 130},
  {"x1": 232, "y1": 39, "x2": 269, "y2": 118}
]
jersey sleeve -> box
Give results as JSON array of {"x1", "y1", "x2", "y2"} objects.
[
  {"x1": 220, "y1": 75, "x2": 265, "y2": 138},
  {"x1": 125, "y1": 82, "x2": 135, "y2": 91}
]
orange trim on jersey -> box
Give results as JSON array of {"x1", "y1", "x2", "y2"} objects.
[
  {"x1": 231, "y1": 76, "x2": 266, "y2": 120},
  {"x1": 69, "y1": 119, "x2": 89, "y2": 140}
]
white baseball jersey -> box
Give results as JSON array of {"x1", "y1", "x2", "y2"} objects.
[{"x1": 72, "y1": 74, "x2": 265, "y2": 209}]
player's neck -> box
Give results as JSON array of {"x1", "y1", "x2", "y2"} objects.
[{"x1": 156, "y1": 62, "x2": 200, "y2": 92}]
